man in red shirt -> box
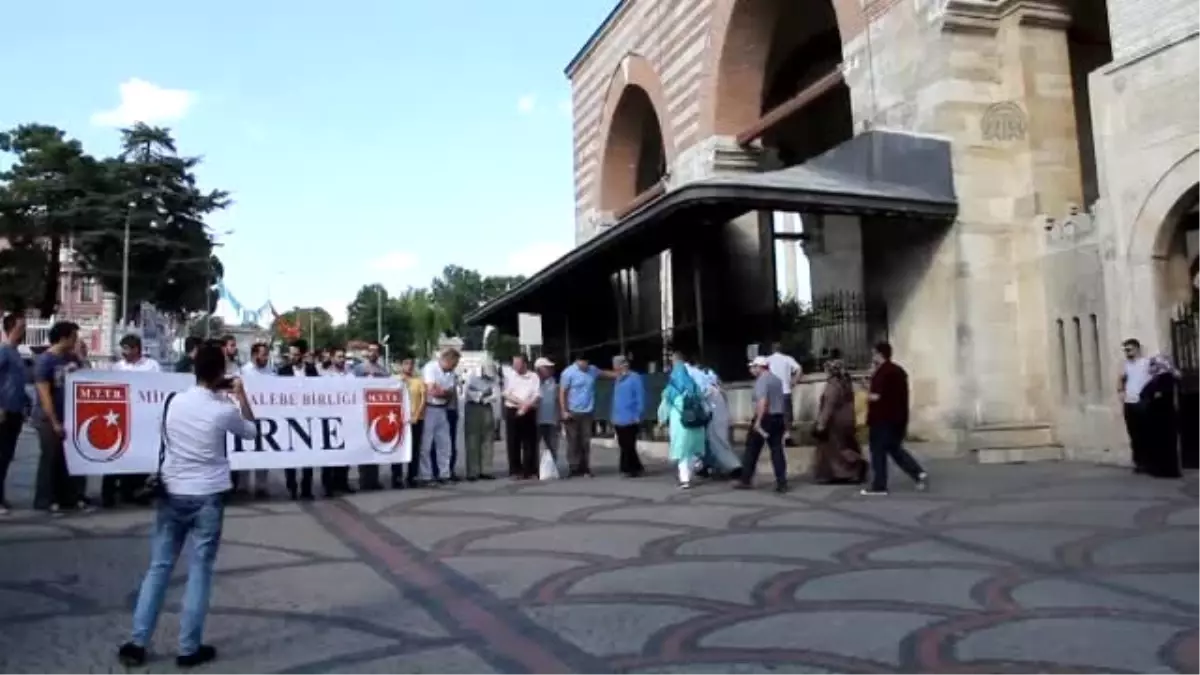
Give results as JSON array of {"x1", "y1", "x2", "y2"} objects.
[{"x1": 862, "y1": 341, "x2": 929, "y2": 495}]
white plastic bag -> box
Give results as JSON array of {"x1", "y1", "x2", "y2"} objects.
[{"x1": 539, "y1": 448, "x2": 560, "y2": 480}]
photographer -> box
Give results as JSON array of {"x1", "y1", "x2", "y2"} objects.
[{"x1": 118, "y1": 342, "x2": 258, "y2": 669}]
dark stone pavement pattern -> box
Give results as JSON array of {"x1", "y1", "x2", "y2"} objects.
[{"x1": 0, "y1": 431, "x2": 1197, "y2": 673}]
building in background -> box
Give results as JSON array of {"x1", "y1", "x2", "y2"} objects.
[{"x1": 470, "y1": 0, "x2": 1198, "y2": 468}]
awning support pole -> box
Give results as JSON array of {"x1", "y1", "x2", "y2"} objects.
[
  {"x1": 614, "y1": 271, "x2": 627, "y2": 354},
  {"x1": 564, "y1": 314, "x2": 571, "y2": 363},
  {"x1": 692, "y1": 252, "x2": 705, "y2": 363}
]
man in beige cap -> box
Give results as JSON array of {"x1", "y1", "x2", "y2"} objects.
[
  {"x1": 534, "y1": 357, "x2": 560, "y2": 462},
  {"x1": 735, "y1": 355, "x2": 789, "y2": 493}
]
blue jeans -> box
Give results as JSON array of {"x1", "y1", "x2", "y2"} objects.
[{"x1": 130, "y1": 493, "x2": 225, "y2": 655}]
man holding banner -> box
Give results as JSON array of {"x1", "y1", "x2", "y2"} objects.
[{"x1": 277, "y1": 340, "x2": 324, "y2": 500}]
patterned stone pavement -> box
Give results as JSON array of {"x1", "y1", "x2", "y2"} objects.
[{"x1": 0, "y1": 431, "x2": 1196, "y2": 674}]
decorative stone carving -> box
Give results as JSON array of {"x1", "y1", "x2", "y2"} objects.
[{"x1": 1043, "y1": 203, "x2": 1098, "y2": 249}]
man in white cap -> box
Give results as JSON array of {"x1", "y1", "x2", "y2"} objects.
[
  {"x1": 734, "y1": 356, "x2": 789, "y2": 493},
  {"x1": 534, "y1": 357, "x2": 559, "y2": 462}
]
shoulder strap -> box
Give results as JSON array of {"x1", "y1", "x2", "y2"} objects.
[{"x1": 157, "y1": 392, "x2": 179, "y2": 475}]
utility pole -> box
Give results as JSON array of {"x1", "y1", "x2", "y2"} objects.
[
  {"x1": 119, "y1": 204, "x2": 134, "y2": 333},
  {"x1": 376, "y1": 286, "x2": 383, "y2": 343}
]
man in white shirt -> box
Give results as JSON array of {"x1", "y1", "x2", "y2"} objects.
[
  {"x1": 238, "y1": 341, "x2": 274, "y2": 499},
  {"x1": 119, "y1": 341, "x2": 258, "y2": 670},
  {"x1": 105, "y1": 334, "x2": 160, "y2": 506},
  {"x1": 501, "y1": 354, "x2": 541, "y2": 478},
  {"x1": 418, "y1": 348, "x2": 460, "y2": 485},
  {"x1": 115, "y1": 334, "x2": 161, "y2": 372},
  {"x1": 765, "y1": 342, "x2": 802, "y2": 446},
  {"x1": 1118, "y1": 338, "x2": 1153, "y2": 473}
]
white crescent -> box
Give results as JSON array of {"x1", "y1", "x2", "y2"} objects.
[
  {"x1": 368, "y1": 416, "x2": 401, "y2": 455},
  {"x1": 74, "y1": 415, "x2": 126, "y2": 463}
]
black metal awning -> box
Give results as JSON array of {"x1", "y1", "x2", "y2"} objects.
[{"x1": 466, "y1": 130, "x2": 958, "y2": 327}]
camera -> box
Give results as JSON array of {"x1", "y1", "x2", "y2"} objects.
[{"x1": 214, "y1": 377, "x2": 235, "y2": 391}]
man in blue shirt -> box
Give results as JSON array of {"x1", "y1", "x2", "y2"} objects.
[
  {"x1": 609, "y1": 356, "x2": 646, "y2": 477},
  {"x1": 0, "y1": 312, "x2": 29, "y2": 514},
  {"x1": 33, "y1": 321, "x2": 86, "y2": 515},
  {"x1": 557, "y1": 353, "x2": 617, "y2": 477}
]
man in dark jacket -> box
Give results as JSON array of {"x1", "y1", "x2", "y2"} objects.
[
  {"x1": 277, "y1": 340, "x2": 325, "y2": 499},
  {"x1": 862, "y1": 341, "x2": 929, "y2": 495}
]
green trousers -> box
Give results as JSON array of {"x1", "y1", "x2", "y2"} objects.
[{"x1": 465, "y1": 404, "x2": 496, "y2": 478}]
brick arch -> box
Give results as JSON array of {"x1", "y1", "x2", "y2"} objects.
[
  {"x1": 596, "y1": 53, "x2": 675, "y2": 213},
  {"x1": 700, "y1": 0, "x2": 864, "y2": 137}
]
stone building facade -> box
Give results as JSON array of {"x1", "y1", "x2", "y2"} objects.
[{"x1": 562, "y1": 0, "x2": 1199, "y2": 459}]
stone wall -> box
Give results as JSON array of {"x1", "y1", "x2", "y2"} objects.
[{"x1": 1107, "y1": 0, "x2": 1198, "y2": 62}]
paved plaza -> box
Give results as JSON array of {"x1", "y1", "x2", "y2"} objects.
[{"x1": 0, "y1": 431, "x2": 1196, "y2": 673}]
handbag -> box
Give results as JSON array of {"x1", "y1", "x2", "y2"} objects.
[
  {"x1": 539, "y1": 447, "x2": 560, "y2": 480},
  {"x1": 133, "y1": 392, "x2": 178, "y2": 502}
]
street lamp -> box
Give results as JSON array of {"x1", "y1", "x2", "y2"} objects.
[
  {"x1": 375, "y1": 286, "x2": 383, "y2": 344},
  {"x1": 382, "y1": 333, "x2": 391, "y2": 368}
]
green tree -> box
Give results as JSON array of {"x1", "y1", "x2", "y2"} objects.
[
  {"x1": 71, "y1": 123, "x2": 229, "y2": 320},
  {"x1": 276, "y1": 306, "x2": 339, "y2": 350},
  {"x1": 428, "y1": 266, "x2": 526, "y2": 349},
  {"x1": 344, "y1": 284, "x2": 414, "y2": 359},
  {"x1": 397, "y1": 287, "x2": 449, "y2": 360},
  {"x1": 0, "y1": 124, "x2": 109, "y2": 315}
]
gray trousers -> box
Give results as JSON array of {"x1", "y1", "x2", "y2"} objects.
[
  {"x1": 538, "y1": 423, "x2": 560, "y2": 459},
  {"x1": 418, "y1": 405, "x2": 453, "y2": 480},
  {"x1": 563, "y1": 413, "x2": 594, "y2": 473}
]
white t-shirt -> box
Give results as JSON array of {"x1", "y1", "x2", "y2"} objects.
[
  {"x1": 422, "y1": 360, "x2": 458, "y2": 406},
  {"x1": 115, "y1": 357, "x2": 161, "y2": 372},
  {"x1": 240, "y1": 362, "x2": 274, "y2": 377},
  {"x1": 161, "y1": 386, "x2": 258, "y2": 496},
  {"x1": 501, "y1": 367, "x2": 541, "y2": 409},
  {"x1": 1123, "y1": 357, "x2": 1151, "y2": 404},
  {"x1": 766, "y1": 352, "x2": 800, "y2": 392}
]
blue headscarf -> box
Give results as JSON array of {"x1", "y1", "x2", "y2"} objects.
[{"x1": 665, "y1": 364, "x2": 699, "y2": 405}]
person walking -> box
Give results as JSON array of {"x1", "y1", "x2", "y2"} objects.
[
  {"x1": 861, "y1": 342, "x2": 928, "y2": 496},
  {"x1": 502, "y1": 354, "x2": 541, "y2": 479},
  {"x1": 1118, "y1": 338, "x2": 1153, "y2": 473},
  {"x1": 1137, "y1": 354, "x2": 1183, "y2": 479},
  {"x1": 765, "y1": 342, "x2": 802, "y2": 446},
  {"x1": 0, "y1": 312, "x2": 28, "y2": 516},
  {"x1": 610, "y1": 356, "x2": 646, "y2": 477},
  {"x1": 811, "y1": 351, "x2": 867, "y2": 484},
  {"x1": 656, "y1": 357, "x2": 706, "y2": 489},
  {"x1": 734, "y1": 356, "x2": 789, "y2": 493},
  {"x1": 463, "y1": 363, "x2": 498, "y2": 480},
  {"x1": 117, "y1": 342, "x2": 259, "y2": 669},
  {"x1": 697, "y1": 363, "x2": 741, "y2": 478}
]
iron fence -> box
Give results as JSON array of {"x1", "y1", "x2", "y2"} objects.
[{"x1": 780, "y1": 291, "x2": 888, "y2": 372}]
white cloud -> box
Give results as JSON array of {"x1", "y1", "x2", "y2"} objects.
[
  {"x1": 517, "y1": 94, "x2": 537, "y2": 115},
  {"x1": 90, "y1": 78, "x2": 197, "y2": 127},
  {"x1": 368, "y1": 250, "x2": 419, "y2": 273},
  {"x1": 503, "y1": 241, "x2": 569, "y2": 277}
]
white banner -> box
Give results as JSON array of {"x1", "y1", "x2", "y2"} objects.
[{"x1": 64, "y1": 371, "x2": 412, "y2": 476}]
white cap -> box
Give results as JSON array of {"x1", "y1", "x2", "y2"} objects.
[
  {"x1": 534, "y1": 357, "x2": 555, "y2": 368},
  {"x1": 749, "y1": 356, "x2": 770, "y2": 368}
]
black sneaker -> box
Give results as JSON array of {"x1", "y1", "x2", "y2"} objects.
[
  {"x1": 176, "y1": 644, "x2": 217, "y2": 668},
  {"x1": 774, "y1": 483, "x2": 788, "y2": 494},
  {"x1": 117, "y1": 642, "x2": 146, "y2": 667}
]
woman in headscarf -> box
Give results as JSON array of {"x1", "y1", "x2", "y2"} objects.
[
  {"x1": 810, "y1": 351, "x2": 867, "y2": 484},
  {"x1": 699, "y1": 365, "x2": 742, "y2": 478},
  {"x1": 658, "y1": 354, "x2": 707, "y2": 489},
  {"x1": 1138, "y1": 354, "x2": 1182, "y2": 479}
]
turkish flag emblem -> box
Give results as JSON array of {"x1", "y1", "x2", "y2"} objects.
[
  {"x1": 364, "y1": 388, "x2": 405, "y2": 455},
  {"x1": 72, "y1": 382, "x2": 131, "y2": 463}
]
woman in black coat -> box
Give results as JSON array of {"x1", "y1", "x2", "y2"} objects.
[{"x1": 1138, "y1": 354, "x2": 1183, "y2": 479}]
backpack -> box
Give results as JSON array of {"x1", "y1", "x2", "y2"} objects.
[{"x1": 677, "y1": 388, "x2": 711, "y2": 429}]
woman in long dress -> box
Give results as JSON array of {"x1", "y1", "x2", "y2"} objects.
[
  {"x1": 701, "y1": 367, "x2": 742, "y2": 477},
  {"x1": 1139, "y1": 354, "x2": 1182, "y2": 479},
  {"x1": 658, "y1": 360, "x2": 707, "y2": 489},
  {"x1": 810, "y1": 355, "x2": 867, "y2": 484}
]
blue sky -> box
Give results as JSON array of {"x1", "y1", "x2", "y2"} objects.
[{"x1": 4, "y1": 0, "x2": 616, "y2": 323}]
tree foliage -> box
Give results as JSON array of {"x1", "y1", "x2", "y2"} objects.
[{"x1": 0, "y1": 122, "x2": 228, "y2": 319}]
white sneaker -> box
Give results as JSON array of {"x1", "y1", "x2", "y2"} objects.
[{"x1": 915, "y1": 472, "x2": 930, "y2": 492}]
